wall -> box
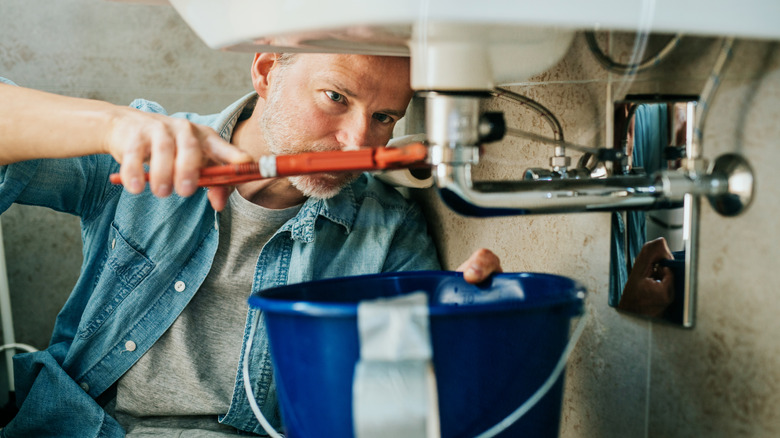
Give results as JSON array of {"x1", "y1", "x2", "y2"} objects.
[
  {"x1": 416, "y1": 33, "x2": 780, "y2": 437},
  {"x1": 1, "y1": 1, "x2": 779, "y2": 437},
  {"x1": 0, "y1": 0, "x2": 252, "y2": 407},
  {"x1": 0, "y1": 0, "x2": 252, "y2": 350}
]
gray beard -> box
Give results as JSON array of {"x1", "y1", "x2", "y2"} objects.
[{"x1": 259, "y1": 82, "x2": 358, "y2": 199}]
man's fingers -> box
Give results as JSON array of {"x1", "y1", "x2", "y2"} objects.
[
  {"x1": 113, "y1": 116, "x2": 252, "y2": 199},
  {"x1": 203, "y1": 133, "x2": 253, "y2": 165},
  {"x1": 148, "y1": 129, "x2": 176, "y2": 197},
  {"x1": 660, "y1": 266, "x2": 676, "y2": 299},
  {"x1": 646, "y1": 237, "x2": 673, "y2": 260},
  {"x1": 207, "y1": 186, "x2": 231, "y2": 212},
  {"x1": 119, "y1": 145, "x2": 148, "y2": 195},
  {"x1": 457, "y1": 248, "x2": 503, "y2": 284},
  {"x1": 173, "y1": 122, "x2": 205, "y2": 198},
  {"x1": 633, "y1": 237, "x2": 674, "y2": 273}
]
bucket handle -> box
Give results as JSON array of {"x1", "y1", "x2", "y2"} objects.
[
  {"x1": 474, "y1": 311, "x2": 590, "y2": 438},
  {"x1": 243, "y1": 308, "x2": 590, "y2": 438},
  {"x1": 244, "y1": 311, "x2": 286, "y2": 438}
]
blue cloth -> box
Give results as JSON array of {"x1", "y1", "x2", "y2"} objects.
[
  {"x1": 0, "y1": 91, "x2": 440, "y2": 437},
  {"x1": 609, "y1": 103, "x2": 668, "y2": 306},
  {"x1": 627, "y1": 103, "x2": 669, "y2": 261}
]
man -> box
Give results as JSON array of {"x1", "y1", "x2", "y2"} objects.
[{"x1": 0, "y1": 53, "x2": 501, "y2": 436}]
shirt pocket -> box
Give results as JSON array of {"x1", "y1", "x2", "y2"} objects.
[{"x1": 78, "y1": 223, "x2": 155, "y2": 340}]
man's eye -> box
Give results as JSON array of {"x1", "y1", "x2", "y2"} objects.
[
  {"x1": 373, "y1": 113, "x2": 394, "y2": 124},
  {"x1": 325, "y1": 91, "x2": 345, "y2": 103}
]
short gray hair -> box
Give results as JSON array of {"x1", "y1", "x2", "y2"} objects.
[{"x1": 274, "y1": 53, "x2": 298, "y2": 70}]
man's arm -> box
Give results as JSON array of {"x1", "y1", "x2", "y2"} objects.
[
  {"x1": 0, "y1": 83, "x2": 251, "y2": 209},
  {"x1": 0, "y1": 83, "x2": 121, "y2": 164}
]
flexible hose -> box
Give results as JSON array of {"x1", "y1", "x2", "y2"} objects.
[
  {"x1": 492, "y1": 88, "x2": 564, "y2": 142},
  {"x1": 693, "y1": 37, "x2": 735, "y2": 148},
  {"x1": 585, "y1": 31, "x2": 682, "y2": 75},
  {"x1": 611, "y1": 0, "x2": 658, "y2": 103}
]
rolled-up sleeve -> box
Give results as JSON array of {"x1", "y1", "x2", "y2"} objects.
[
  {"x1": 0, "y1": 154, "x2": 121, "y2": 220},
  {"x1": 0, "y1": 77, "x2": 126, "y2": 218}
]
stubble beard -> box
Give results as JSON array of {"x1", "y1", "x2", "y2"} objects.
[{"x1": 259, "y1": 77, "x2": 360, "y2": 200}]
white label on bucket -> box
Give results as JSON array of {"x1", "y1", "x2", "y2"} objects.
[
  {"x1": 357, "y1": 292, "x2": 432, "y2": 361},
  {"x1": 353, "y1": 292, "x2": 440, "y2": 438}
]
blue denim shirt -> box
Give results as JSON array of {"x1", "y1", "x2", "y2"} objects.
[{"x1": 0, "y1": 90, "x2": 440, "y2": 437}]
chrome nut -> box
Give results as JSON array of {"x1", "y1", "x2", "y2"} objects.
[{"x1": 550, "y1": 155, "x2": 571, "y2": 168}]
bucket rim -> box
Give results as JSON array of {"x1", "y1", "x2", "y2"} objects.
[{"x1": 248, "y1": 271, "x2": 586, "y2": 318}]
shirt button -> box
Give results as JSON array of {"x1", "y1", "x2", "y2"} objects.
[
  {"x1": 111, "y1": 238, "x2": 116, "y2": 249},
  {"x1": 174, "y1": 281, "x2": 186, "y2": 292},
  {"x1": 125, "y1": 340, "x2": 137, "y2": 352},
  {"x1": 79, "y1": 382, "x2": 90, "y2": 392}
]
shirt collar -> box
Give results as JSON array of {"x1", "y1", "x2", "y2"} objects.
[
  {"x1": 281, "y1": 181, "x2": 359, "y2": 243},
  {"x1": 212, "y1": 92, "x2": 258, "y2": 142}
]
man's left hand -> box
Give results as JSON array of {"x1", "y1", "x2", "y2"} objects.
[{"x1": 456, "y1": 248, "x2": 503, "y2": 284}]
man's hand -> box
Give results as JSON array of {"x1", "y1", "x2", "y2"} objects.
[
  {"x1": 618, "y1": 237, "x2": 675, "y2": 318},
  {"x1": 456, "y1": 248, "x2": 503, "y2": 284},
  {"x1": 106, "y1": 107, "x2": 252, "y2": 210},
  {"x1": 0, "y1": 84, "x2": 251, "y2": 211}
]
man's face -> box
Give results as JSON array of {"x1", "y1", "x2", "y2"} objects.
[{"x1": 259, "y1": 54, "x2": 413, "y2": 199}]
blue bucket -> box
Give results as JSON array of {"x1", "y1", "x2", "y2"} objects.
[{"x1": 248, "y1": 271, "x2": 585, "y2": 438}]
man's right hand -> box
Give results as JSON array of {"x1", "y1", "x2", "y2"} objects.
[{"x1": 107, "y1": 107, "x2": 252, "y2": 210}]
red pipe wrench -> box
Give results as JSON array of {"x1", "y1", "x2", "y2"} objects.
[{"x1": 109, "y1": 143, "x2": 428, "y2": 187}]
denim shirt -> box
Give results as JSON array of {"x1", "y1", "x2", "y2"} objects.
[{"x1": 0, "y1": 91, "x2": 440, "y2": 437}]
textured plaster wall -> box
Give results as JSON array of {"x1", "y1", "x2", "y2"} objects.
[
  {"x1": 1, "y1": 1, "x2": 779, "y2": 436},
  {"x1": 645, "y1": 40, "x2": 780, "y2": 438},
  {"x1": 0, "y1": 0, "x2": 252, "y2": 351},
  {"x1": 416, "y1": 34, "x2": 780, "y2": 437}
]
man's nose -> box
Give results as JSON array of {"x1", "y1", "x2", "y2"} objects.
[{"x1": 336, "y1": 115, "x2": 374, "y2": 149}]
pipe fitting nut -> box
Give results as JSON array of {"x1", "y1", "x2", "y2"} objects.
[
  {"x1": 550, "y1": 156, "x2": 571, "y2": 168},
  {"x1": 656, "y1": 170, "x2": 695, "y2": 201},
  {"x1": 429, "y1": 144, "x2": 480, "y2": 166}
]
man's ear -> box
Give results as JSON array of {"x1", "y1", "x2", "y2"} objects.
[{"x1": 251, "y1": 53, "x2": 279, "y2": 98}]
